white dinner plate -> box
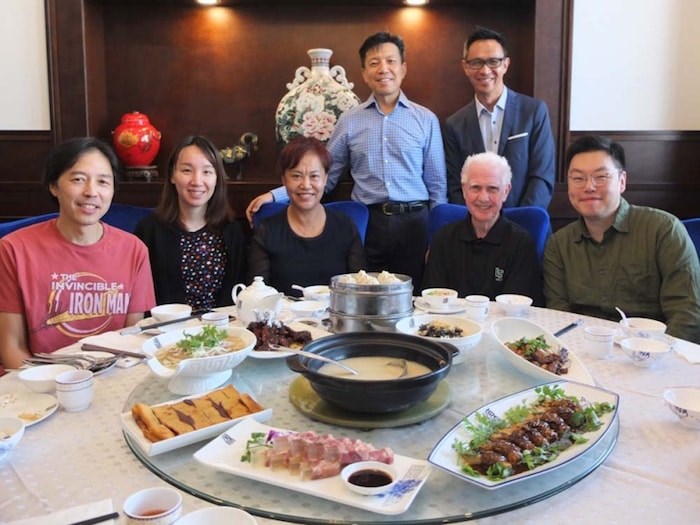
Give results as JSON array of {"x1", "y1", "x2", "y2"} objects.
[
  {"x1": 491, "y1": 317, "x2": 595, "y2": 385},
  {"x1": 193, "y1": 418, "x2": 431, "y2": 515},
  {"x1": 248, "y1": 321, "x2": 333, "y2": 360},
  {"x1": 413, "y1": 297, "x2": 467, "y2": 314},
  {"x1": 0, "y1": 390, "x2": 58, "y2": 427},
  {"x1": 428, "y1": 380, "x2": 619, "y2": 490},
  {"x1": 121, "y1": 386, "x2": 272, "y2": 456}
]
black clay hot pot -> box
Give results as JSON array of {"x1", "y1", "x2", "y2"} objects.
[{"x1": 286, "y1": 332, "x2": 453, "y2": 413}]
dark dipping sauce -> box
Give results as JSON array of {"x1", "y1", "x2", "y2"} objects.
[{"x1": 348, "y1": 469, "x2": 394, "y2": 488}]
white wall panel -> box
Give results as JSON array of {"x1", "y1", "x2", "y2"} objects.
[
  {"x1": 0, "y1": 0, "x2": 50, "y2": 130},
  {"x1": 571, "y1": 0, "x2": 700, "y2": 130}
]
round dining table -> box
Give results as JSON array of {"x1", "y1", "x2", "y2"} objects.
[{"x1": 1, "y1": 303, "x2": 698, "y2": 524}]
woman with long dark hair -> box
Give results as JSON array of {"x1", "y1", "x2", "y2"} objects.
[{"x1": 135, "y1": 135, "x2": 246, "y2": 309}]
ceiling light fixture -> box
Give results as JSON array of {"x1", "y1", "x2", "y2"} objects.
[
  {"x1": 404, "y1": 0, "x2": 429, "y2": 6},
  {"x1": 196, "y1": 0, "x2": 220, "y2": 5}
]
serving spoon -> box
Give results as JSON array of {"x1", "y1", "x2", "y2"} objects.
[
  {"x1": 267, "y1": 343, "x2": 359, "y2": 375},
  {"x1": 615, "y1": 307, "x2": 630, "y2": 327}
]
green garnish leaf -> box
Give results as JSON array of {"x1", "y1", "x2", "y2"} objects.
[
  {"x1": 240, "y1": 431, "x2": 270, "y2": 462},
  {"x1": 176, "y1": 325, "x2": 228, "y2": 354}
]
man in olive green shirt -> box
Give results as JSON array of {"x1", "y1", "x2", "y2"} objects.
[{"x1": 544, "y1": 135, "x2": 700, "y2": 343}]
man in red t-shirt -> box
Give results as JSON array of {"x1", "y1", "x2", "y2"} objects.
[{"x1": 0, "y1": 137, "x2": 156, "y2": 369}]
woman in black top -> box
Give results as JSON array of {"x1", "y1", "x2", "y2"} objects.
[
  {"x1": 135, "y1": 136, "x2": 246, "y2": 309},
  {"x1": 248, "y1": 137, "x2": 365, "y2": 295}
]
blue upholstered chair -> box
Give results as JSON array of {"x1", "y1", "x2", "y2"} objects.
[
  {"x1": 254, "y1": 201, "x2": 369, "y2": 244},
  {"x1": 428, "y1": 203, "x2": 551, "y2": 262},
  {"x1": 0, "y1": 212, "x2": 59, "y2": 238},
  {"x1": 102, "y1": 203, "x2": 154, "y2": 233},
  {"x1": 682, "y1": 218, "x2": 700, "y2": 256},
  {"x1": 0, "y1": 204, "x2": 153, "y2": 238}
]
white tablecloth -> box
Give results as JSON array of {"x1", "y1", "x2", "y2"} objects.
[{"x1": 1, "y1": 305, "x2": 698, "y2": 524}]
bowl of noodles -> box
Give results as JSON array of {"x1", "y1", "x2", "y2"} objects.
[{"x1": 142, "y1": 325, "x2": 257, "y2": 394}]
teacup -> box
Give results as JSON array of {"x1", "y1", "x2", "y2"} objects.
[
  {"x1": 421, "y1": 288, "x2": 459, "y2": 310},
  {"x1": 201, "y1": 312, "x2": 229, "y2": 327},
  {"x1": 123, "y1": 487, "x2": 183, "y2": 525},
  {"x1": 584, "y1": 325, "x2": 617, "y2": 359},
  {"x1": 464, "y1": 295, "x2": 490, "y2": 320},
  {"x1": 55, "y1": 369, "x2": 94, "y2": 412}
]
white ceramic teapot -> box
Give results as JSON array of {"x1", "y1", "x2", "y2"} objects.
[{"x1": 231, "y1": 276, "x2": 281, "y2": 324}]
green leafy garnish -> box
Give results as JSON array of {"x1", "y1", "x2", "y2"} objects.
[
  {"x1": 459, "y1": 463, "x2": 480, "y2": 477},
  {"x1": 507, "y1": 335, "x2": 550, "y2": 357},
  {"x1": 535, "y1": 384, "x2": 569, "y2": 403},
  {"x1": 461, "y1": 412, "x2": 506, "y2": 450},
  {"x1": 486, "y1": 461, "x2": 513, "y2": 480},
  {"x1": 240, "y1": 431, "x2": 270, "y2": 462},
  {"x1": 176, "y1": 325, "x2": 228, "y2": 354}
]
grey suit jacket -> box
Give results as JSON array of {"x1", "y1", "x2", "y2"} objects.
[{"x1": 444, "y1": 89, "x2": 555, "y2": 209}]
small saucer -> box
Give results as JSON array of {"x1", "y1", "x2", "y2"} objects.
[
  {"x1": 288, "y1": 376, "x2": 451, "y2": 429},
  {"x1": 414, "y1": 298, "x2": 467, "y2": 314}
]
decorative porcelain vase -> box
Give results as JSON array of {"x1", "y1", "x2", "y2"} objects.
[
  {"x1": 275, "y1": 48, "x2": 361, "y2": 144},
  {"x1": 112, "y1": 111, "x2": 162, "y2": 167}
]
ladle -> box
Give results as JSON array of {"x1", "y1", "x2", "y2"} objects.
[
  {"x1": 615, "y1": 307, "x2": 630, "y2": 327},
  {"x1": 268, "y1": 344, "x2": 359, "y2": 375}
]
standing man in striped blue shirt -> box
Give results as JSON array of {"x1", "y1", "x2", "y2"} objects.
[{"x1": 247, "y1": 32, "x2": 447, "y2": 287}]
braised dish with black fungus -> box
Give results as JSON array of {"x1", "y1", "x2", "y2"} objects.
[
  {"x1": 247, "y1": 321, "x2": 312, "y2": 352},
  {"x1": 506, "y1": 335, "x2": 570, "y2": 375},
  {"x1": 418, "y1": 320, "x2": 464, "y2": 338}
]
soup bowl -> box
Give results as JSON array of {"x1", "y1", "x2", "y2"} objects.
[
  {"x1": 293, "y1": 284, "x2": 331, "y2": 303},
  {"x1": 619, "y1": 317, "x2": 667, "y2": 338},
  {"x1": 619, "y1": 337, "x2": 672, "y2": 368},
  {"x1": 142, "y1": 326, "x2": 257, "y2": 395},
  {"x1": 394, "y1": 314, "x2": 482, "y2": 364},
  {"x1": 286, "y1": 332, "x2": 452, "y2": 413}
]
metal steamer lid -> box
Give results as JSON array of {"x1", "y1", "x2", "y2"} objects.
[{"x1": 329, "y1": 272, "x2": 413, "y2": 292}]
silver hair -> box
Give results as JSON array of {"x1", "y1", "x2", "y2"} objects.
[{"x1": 460, "y1": 151, "x2": 513, "y2": 185}]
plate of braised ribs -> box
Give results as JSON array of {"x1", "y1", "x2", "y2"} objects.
[
  {"x1": 428, "y1": 381, "x2": 619, "y2": 489},
  {"x1": 246, "y1": 320, "x2": 330, "y2": 359},
  {"x1": 491, "y1": 317, "x2": 594, "y2": 385}
]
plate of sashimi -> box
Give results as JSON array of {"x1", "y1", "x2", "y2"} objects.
[{"x1": 193, "y1": 418, "x2": 431, "y2": 515}]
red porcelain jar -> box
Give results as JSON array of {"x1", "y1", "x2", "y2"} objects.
[{"x1": 112, "y1": 111, "x2": 162, "y2": 167}]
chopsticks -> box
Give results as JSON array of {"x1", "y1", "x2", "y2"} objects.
[
  {"x1": 66, "y1": 511, "x2": 119, "y2": 525},
  {"x1": 553, "y1": 318, "x2": 583, "y2": 338},
  {"x1": 118, "y1": 313, "x2": 203, "y2": 335},
  {"x1": 80, "y1": 343, "x2": 144, "y2": 359}
]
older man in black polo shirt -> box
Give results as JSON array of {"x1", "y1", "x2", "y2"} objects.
[{"x1": 423, "y1": 151, "x2": 543, "y2": 303}]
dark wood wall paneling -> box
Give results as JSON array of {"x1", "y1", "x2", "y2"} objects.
[
  {"x1": 549, "y1": 130, "x2": 700, "y2": 230},
  {"x1": 3, "y1": 0, "x2": 555, "y2": 220},
  {"x1": 4, "y1": 0, "x2": 697, "y2": 230}
]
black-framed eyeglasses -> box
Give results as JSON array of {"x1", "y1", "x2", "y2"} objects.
[
  {"x1": 463, "y1": 57, "x2": 506, "y2": 70},
  {"x1": 567, "y1": 170, "x2": 620, "y2": 188}
]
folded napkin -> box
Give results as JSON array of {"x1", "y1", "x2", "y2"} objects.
[
  {"x1": 674, "y1": 339, "x2": 700, "y2": 364},
  {"x1": 7, "y1": 499, "x2": 115, "y2": 525}
]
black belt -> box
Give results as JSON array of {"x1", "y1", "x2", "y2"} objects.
[{"x1": 369, "y1": 201, "x2": 428, "y2": 216}]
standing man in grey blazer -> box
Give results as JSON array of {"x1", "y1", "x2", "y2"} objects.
[{"x1": 444, "y1": 27, "x2": 555, "y2": 208}]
